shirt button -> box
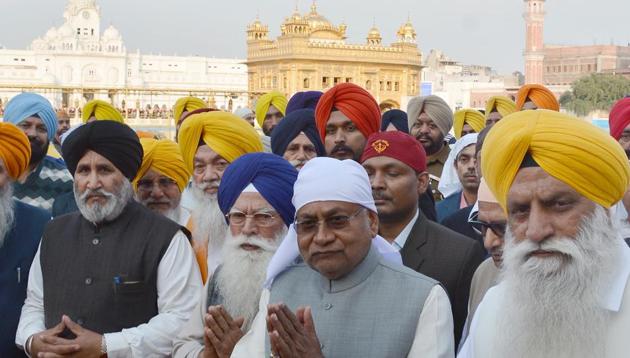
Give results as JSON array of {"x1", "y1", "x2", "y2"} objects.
[
  {"x1": 85, "y1": 277, "x2": 92, "y2": 285},
  {"x1": 92, "y1": 238, "x2": 100, "y2": 245},
  {"x1": 324, "y1": 303, "x2": 333, "y2": 310}
]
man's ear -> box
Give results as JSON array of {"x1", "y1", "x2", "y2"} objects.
[
  {"x1": 417, "y1": 172, "x2": 429, "y2": 196},
  {"x1": 367, "y1": 209, "x2": 379, "y2": 238}
]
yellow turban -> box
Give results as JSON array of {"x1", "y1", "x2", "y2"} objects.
[
  {"x1": 482, "y1": 110, "x2": 630, "y2": 210},
  {"x1": 453, "y1": 109, "x2": 485, "y2": 139},
  {"x1": 174, "y1": 97, "x2": 207, "y2": 124},
  {"x1": 515, "y1": 84, "x2": 560, "y2": 111},
  {"x1": 82, "y1": 100, "x2": 124, "y2": 123},
  {"x1": 254, "y1": 91, "x2": 288, "y2": 127},
  {"x1": 133, "y1": 138, "x2": 190, "y2": 192},
  {"x1": 485, "y1": 96, "x2": 516, "y2": 120},
  {"x1": 177, "y1": 111, "x2": 263, "y2": 173},
  {"x1": 0, "y1": 122, "x2": 31, "y2": 180}
]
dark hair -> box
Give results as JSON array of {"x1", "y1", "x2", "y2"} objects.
[{"x1": 475, "y1": 126, "x2": 492, "y2": 155}]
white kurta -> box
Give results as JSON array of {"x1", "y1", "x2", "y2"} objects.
[
  {"x1": 15, "y1": 231, "x2": 202, "y2": 357},
  {"x1": 458, "y1": 240, "x2": 630, "y2": 358},
  {"x1": 232, "y1": 285, "x2": 454, "y2": 358}
]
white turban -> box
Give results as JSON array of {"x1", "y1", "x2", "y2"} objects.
[
  {"x1": 234, "y1": 107, "x2": 254, "y2": 119},
  {"x1": 264, "y1": 157, "x2": 401, "y2": 288},
  {"x1": 438, "y1": 133, "x2": 478, "y2": 198}
]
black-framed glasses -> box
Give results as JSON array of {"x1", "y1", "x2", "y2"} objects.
[
  {"x1": 225, "y1": 210, "x2": 278, "y2": 227},
  {"x1": 137, "y1": 177, "x2": 178, "y2": 192},
  {"x1": 294, "y1": 207, "x2": 365, "y2": 236},
  {"x1": 469, "y1": 219, "x2": 507, "y2": 237}
]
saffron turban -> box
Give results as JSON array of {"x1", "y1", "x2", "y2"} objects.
[
  {"x1": 609, "y1": 97, "x2": 630, "y2": 140},
  {"x1": 134, "y1": 138, "x2": 190, "y2": 192},
  {"x1": 481, "y1": 110, "x2": 630, "y2": 210},
  {"x1": 0, "y1": 122, "x2": 31, "y2": 180},
  {"x1": 82, "y1": 100, "x2": 124, "y2": 123},
  {"x1": 286, "y1": 91, "x2": 323, "y2": 114},
  {"x1": 485, "y1": 96, "x2": 516, "y2": 119},
  {"x1": 177, "y1": 111, "x2": 263, "y2": 174},
  {"x1": 255, "y1": 91, "x2": 288, "y2": 127},
  {"x1": 3, "y1": 92, "x2": 57, "y2": 141},
  {"x1": 361, "y1": 131, "x2": 426, "y2": 173},
  {"x1": 315, "y1": 83, "x2": 381, "y2": 140},
  {"x1": 407, "y1": 95, "x2": 453, "y2": 136},
  {"x1": 453, "y1": 109, "x2": 485, "y2": 139},
  {"x1": 515, "y1": 84, "x2": 560, "y2": 111},
  {"x1": 174, "y1": 97, "x2": 207, "y2": 124},
  {"x1": 218, "y1": 153, "x2": 298, "y2": 227},
  {"x1": 62, "y1": 120, "x2": 143, "y2": 180},
  {"x1": 438, "y1": 133, "x2": 478, "y2": 198},
  {"x1": 380, "y1": 109, "x2": 409, "y2": 133},
  {"x1": 270, "y1": 109, "x2": 325, "y2": 157},
  {"x1": 234, "y1": 107, "x2": 254, "y2": 119},
  {"x1": 136, "y1": 130, "x2": 158, "y2": 139}
]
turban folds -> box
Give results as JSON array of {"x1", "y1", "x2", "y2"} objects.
[
  {"x1": 407, "y1": 95, "x2": 453, "y2": 136},
  {"x1": 82, "y1": 100, "x2": 124, "y2": 123},
  {"x1": 218, "y1": 153, "x2": 298, "y2": 227},
  {"x1": 174, "y1": 97, "x2": 207, "y2": 124},
  {"x1": 134, "y1": 138, "x2": 190, "y2": 192},
  {"x1": 485, "y1": 96, "x2": 516, "y2": 119},
  {"x1": 62, "y1": 120, "x2": 143, "y2": 180},
  {"x1": 177, "y1": 111, "x2": 263, "y2": 174},
  {"x1": 286, "y1": 91, "x2": 323, "y2": 114},
  {"x1": 4, "y1": 92, "x2": 57, "y2": 141},
  {"x1": 315, "y1": 83, "x2": 381, "y2": 140},
  {"x1": 515, "y1": 84, "x2": 559, "y2": 111},
  {"x1": 0, "y1": 122, "x2": 31, "y2": 180},
  {"x1": 270, "y1": 109, "x2": 325, "y2": 157},
  {"x1": 609, "y1": 98, "x2": 630, "y2": 140},
  {"x1": 255, "y1": 91, "x2": 288, "y2": 127},
  {"x1": 380, "y1": 109, "x2": 409, "y2": 133},
  {"x1": 482, "y1": 110, "x2": 630, "y2": 210},
  {"x1": 361, "y1": 131, "x2": 426, "y2": 173},
  {"x1": 453, "y1": 109, "x2": 485, "y2": 139}
]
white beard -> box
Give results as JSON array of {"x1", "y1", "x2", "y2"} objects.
[
  {"x1": 215, "y1": 227, "x2": 287, "y2": 331},
  {"x1": 493, "y1": 206, "x2": 620, "y2": 358},
  {"x1": 190, "y1": 183, "x2": 227, "y2": 255},
  {"x1": 0, "y1": 185, "x2": 15, "y2": 248},
  {"x1": 135, "y1": 194, "x2": 182, "y2": 223},
  {"x1": 75, "y1": 179, "x2": 133, "y2": 224}
]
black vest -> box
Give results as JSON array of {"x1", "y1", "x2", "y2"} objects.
[{"x1": 41, "y1": 201, "x2": 181, "y2": 334}]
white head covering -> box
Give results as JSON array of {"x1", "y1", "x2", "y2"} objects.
[
  {"x1": 438, "y1": 133, "x2": 478, "y2": 198},
  {"x1": 234, "y1": 107, "x2": 254, "y2": 119},
  {"x1": 264, "y1": 157, "x2": 401, "y2": 288}
]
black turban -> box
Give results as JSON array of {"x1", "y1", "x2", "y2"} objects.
[
  {"x1": 381, "y1": 109, "x2": 409, "y2": 133},
  {"x1": 286, "y1": 91, "x2": 323, "y2": 115},
  {"x1": 270, "y1": 109, "x2": 325, "y2": 157},
  {"x1": 62, "y1": 120, "x2": 143, "y2": 180}
]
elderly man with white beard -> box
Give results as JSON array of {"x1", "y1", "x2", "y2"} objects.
[
  {"x1": 15, "y1": 120, "x2": 202, "y2": 357},
  {"x1": 458, "y1": 110, "x2": 630, "y2": 358},
  {"x1": 178, "y1": 111, "x2": 263, "y2": 284},
  {"x1": 270, "y1": 109, "x2": 326, "y2": 171},
  {"x1": 173, "y1": 152, "x2": 297, "y2": 358},
  {"x1": 0, "y1": 123, "x2": 51, "y2": 358}
]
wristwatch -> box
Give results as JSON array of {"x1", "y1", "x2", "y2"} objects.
[{"x1": 100, "y1": 335, "x2": 108, "y2": 357}]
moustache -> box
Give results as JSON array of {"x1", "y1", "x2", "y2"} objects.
[
  {"x1": 79, "y1": 188, "x2": 115, "y2": 202},
  {"x1": 372, "y1": 190, "x2": 392, "y2": 201},
  {"x1": 331, "y1": 144, "x2": 354, "y2": 155},
  {"x1": 289, "y1": 159, "x2": 306, "y2": 168}
]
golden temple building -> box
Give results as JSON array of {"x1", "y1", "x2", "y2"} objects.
[{"x1": 246, "y1": 2, "x2": 422, "y2": 110}]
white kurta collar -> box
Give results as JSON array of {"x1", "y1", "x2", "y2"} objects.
[
  {"x1": 392, "y1": 210, "x2": 419, "y2": 251},
  {"x1": 600, "y1": 238, "x2": 630, "y2": 312}
]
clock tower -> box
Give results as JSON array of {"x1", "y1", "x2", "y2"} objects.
[{"x1": 63, "y1": 0, "x2": 101, "y2": 42}]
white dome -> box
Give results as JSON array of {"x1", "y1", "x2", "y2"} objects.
[
  {"x1": 58, "y1": 23, "x2": 74, "y2": 38},
  {"x1": 45, "y1": 27, "x2": 58, "y2": 39},
  {"x1": 103, "y1": 25, "x2": 121, "y2": 40}
]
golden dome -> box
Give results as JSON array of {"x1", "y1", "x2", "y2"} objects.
[
  {"x1": 305, "y1": 1, "x2": 333, "y2": 29},
  {"x1": 368, "y1": 26, "x2": 381, "y2": 38}
]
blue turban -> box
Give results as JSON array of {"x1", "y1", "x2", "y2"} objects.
[
  {"x1": 286, "y1": 91, "x2": 323, "y2": 115},
  {"x1": 270, "y1": 109, "x2": 325, "y2": 157},
  {"x1": 218, "y1": 153, "x2": 298, "y2": 227},
  {"x1": 3, "y1": 93, "x2": 58, "y2": 141},
  {"x1": 380, "y1": 109, "x2": 409, "y2": 133}
]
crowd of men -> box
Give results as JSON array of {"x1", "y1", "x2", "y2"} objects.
[{"x1": 1, "y1": 80, "x2": 629, "y2": 358}]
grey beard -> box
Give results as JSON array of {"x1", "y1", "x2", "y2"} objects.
[
  {"x1": 191, "y1": 183, "x2": 227, "y2": 254},
  {"x1": 493, "y1": 206, "x2": 620, "y2": 358},
  {"x1": 75, "y1": 179, "x2": 133, "y2": 225},
  {"x1": 215, "y1": 227, "x2": 287, "y2": 331},
  {"x1": 0, "y1": 185, "x2": 16, "y2": 248}
]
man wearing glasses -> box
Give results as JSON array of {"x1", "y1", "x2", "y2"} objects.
[
  {"x1": 133, "y1": 138, "x2": 191, "y2": 225},
  {"x1": 173, "y1": 153, "x2": 297, "y2": 358},
  {"x1": 232, "y1": 157, "x2": 454, "y2": 357}
]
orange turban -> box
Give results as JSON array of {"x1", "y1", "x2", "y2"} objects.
[
  {"x1": 315, "y1": 83, "x2": 381, "y2": 140},
  {"x1": 0, "y1": 122, "x2": 31, "y2": 180},
  {"x1": 515, "y1": 84, "x2": 559, "y2": 111}
]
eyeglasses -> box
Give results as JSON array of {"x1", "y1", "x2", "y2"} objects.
[
  {"x1": 225, "y1": 210, "x2": 278, "y2": 227},
  {"x1": 469, "y1": 219, "x2": 507, "y2": 237},
  {"x1": 137, "y1": 178, "x2": 178, "y2": 192},
  {"x1": 294, "y1": 208, "x2": 365, "y2": 236}
]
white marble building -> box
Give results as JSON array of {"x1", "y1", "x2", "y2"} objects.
[{"x1": 0, "y1": 0, "x2": 248, "y2": 132}]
